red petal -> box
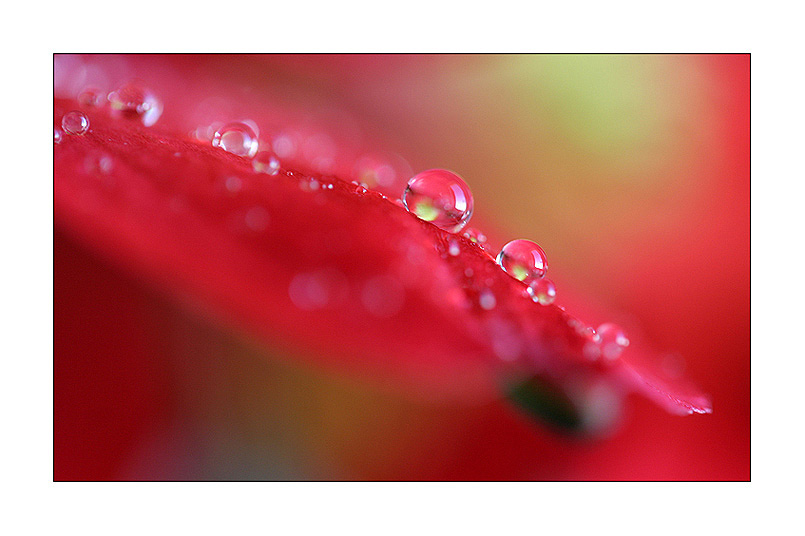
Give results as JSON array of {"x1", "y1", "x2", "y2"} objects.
[{"x1": 54, "y1": 96, "x2": 711, "y2": 420}]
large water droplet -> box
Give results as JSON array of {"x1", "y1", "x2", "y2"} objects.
[
  {"x1": 402, "y1": 169, "x2": 474, "y2": 232},
  {"x1": 61, "y1": 111, "x2": 89, "y2": 135},
  {"x1": 212, "y1": 122, "x2": 259, "y2": 158},
  {"x1": 108, "y1": 80, "x2": 163, "y2": 126},
  {"x1": 596, "y1": 323, "x2": 630, "y2": 360},
  {"x1": 252, "y1": 151, "x2": 280, "y2": 175},
  {"x1": 496, "y1": 239, "x2": 548, "y2": 282},
  {"x1": 528, "y1": 277, "x2": 556, "y2": 305}
]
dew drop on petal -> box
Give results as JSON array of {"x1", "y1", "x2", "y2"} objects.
[
  {"x1": 461, "y1": 227, "x2": 487, "y2": 245},
  {"x1": 496, "y1": 239, "x2": 548, "y2": 282},
  {"x1": 62, "y1": 111, "x2": 89, "y2": 135},
  {"x1": 597, "y1": 323, "x2": 630, "y2": 360},
  {"x1": 252, "y1": 151, "x2": 280, "y2": 175},
  {"x1": 78, "y1": 87, "x2": 105, "y2": 109},
  {"x1": 108, "y1": 80, "x2": 163, "y2": 126},
  {"x1": 528, "y1": 278, "x2": 556, "y2": 305},
  {"x1": 54, "y1": 127, "x2": 63, "y2": 144},
  {"x1": 212, "y1": 122, "x2": 259, "y2": 158},
  {"x1": 402, "y1": 169, "x2": 474, "y2": 232}
]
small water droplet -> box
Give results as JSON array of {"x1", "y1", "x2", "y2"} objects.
[
  {"x1": 212, "y1": 121, "x2": 259, "y2": 158},
  {"x1": 54, "y1": 127, "x2": 63, "y2": 144},
  {"x1": 78, "y1": 87, "x2": 105, "y2": 109},
  {"x1": 527, "y1": 278, "x2": 556, "y2": 305},
  {"x1": 461, "y1": 227, "x2": 487, "y2": 245},
  {"x1": 448, "y1": 239, "x2": 460, "y2": 256},
  {"x1": 350, "y1": 180, "x2": 367, "y2": 194},
  {"x1": 252, "y1": 151, "x2": 280, "y2": 175},
  {"x1": 597, "y1": 323, "x2": 630, "y2": 360},
  {"x1": 497, "y1": 239, "x2": 548, "y2": 282},
  {"x1": 62, "y1": 111, "x2": 89, "y2": 135},
  {"x1": 108, "y1": 80, "x2": 163, "y2": 126},
  {"x1": 402, "y1": 169, "x2": 474, "y2": 232},
  {"x1": 478, "y1": 289, "x2": 496, "y2": 310}
]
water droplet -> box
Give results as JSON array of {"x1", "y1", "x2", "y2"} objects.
[
  {"x1": 212, "y1": 121, "x2": 259, "y2": 158},
  {"x1": 478, "y1": 289, "x2": 496, "y2": 310},
  {"x1": 54, "y1": 128, "x2": 62, "y2": 144},
  {"x1": 527, "y1": 278, "x2": 556, "y2": 305},
  {"x1": 461, "y1": 227, "x2": 487, "y2": 245},
  {"x1": 78, "y1": 87, "x2": 105, "y2": 109},
  {"x1": 350, "y1": 180, "x2": 367, "y2": 194},
  {"x1": 61, "y1": 111, "x2": 89, "y2": 135},
  {"x1": 448, "y1": 239, "x2": 460, "y2": 256},
  {"x1": 496, "y1": 239, "x2": 548, "y2": 282},
  {"x1": 402, "y1": 169, "x2": 474, "y2": 232},
  {"x1": 252, "y1": 151, "x2": 280, "y2": 175},
  {"x1": 108, "y1": 80, "x2": 163, "y2": 126},
  {"x1": 597, "y1": 323, "x2": 630, "y2": 360}
]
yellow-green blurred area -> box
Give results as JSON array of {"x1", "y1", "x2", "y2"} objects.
[{"x1": 242, "y1": 54, "x2": 749, "y2": 479}]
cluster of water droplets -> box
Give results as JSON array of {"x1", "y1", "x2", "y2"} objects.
[
  {"x1": 56, "y1": 80, "x2": 165, "y2": 144},
  {"x1": 54, "y1": 77, "x2": 629, "y2": 364},
  {"x1": 398, "y1": 167, "x2": 628, "y2": 362}
]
